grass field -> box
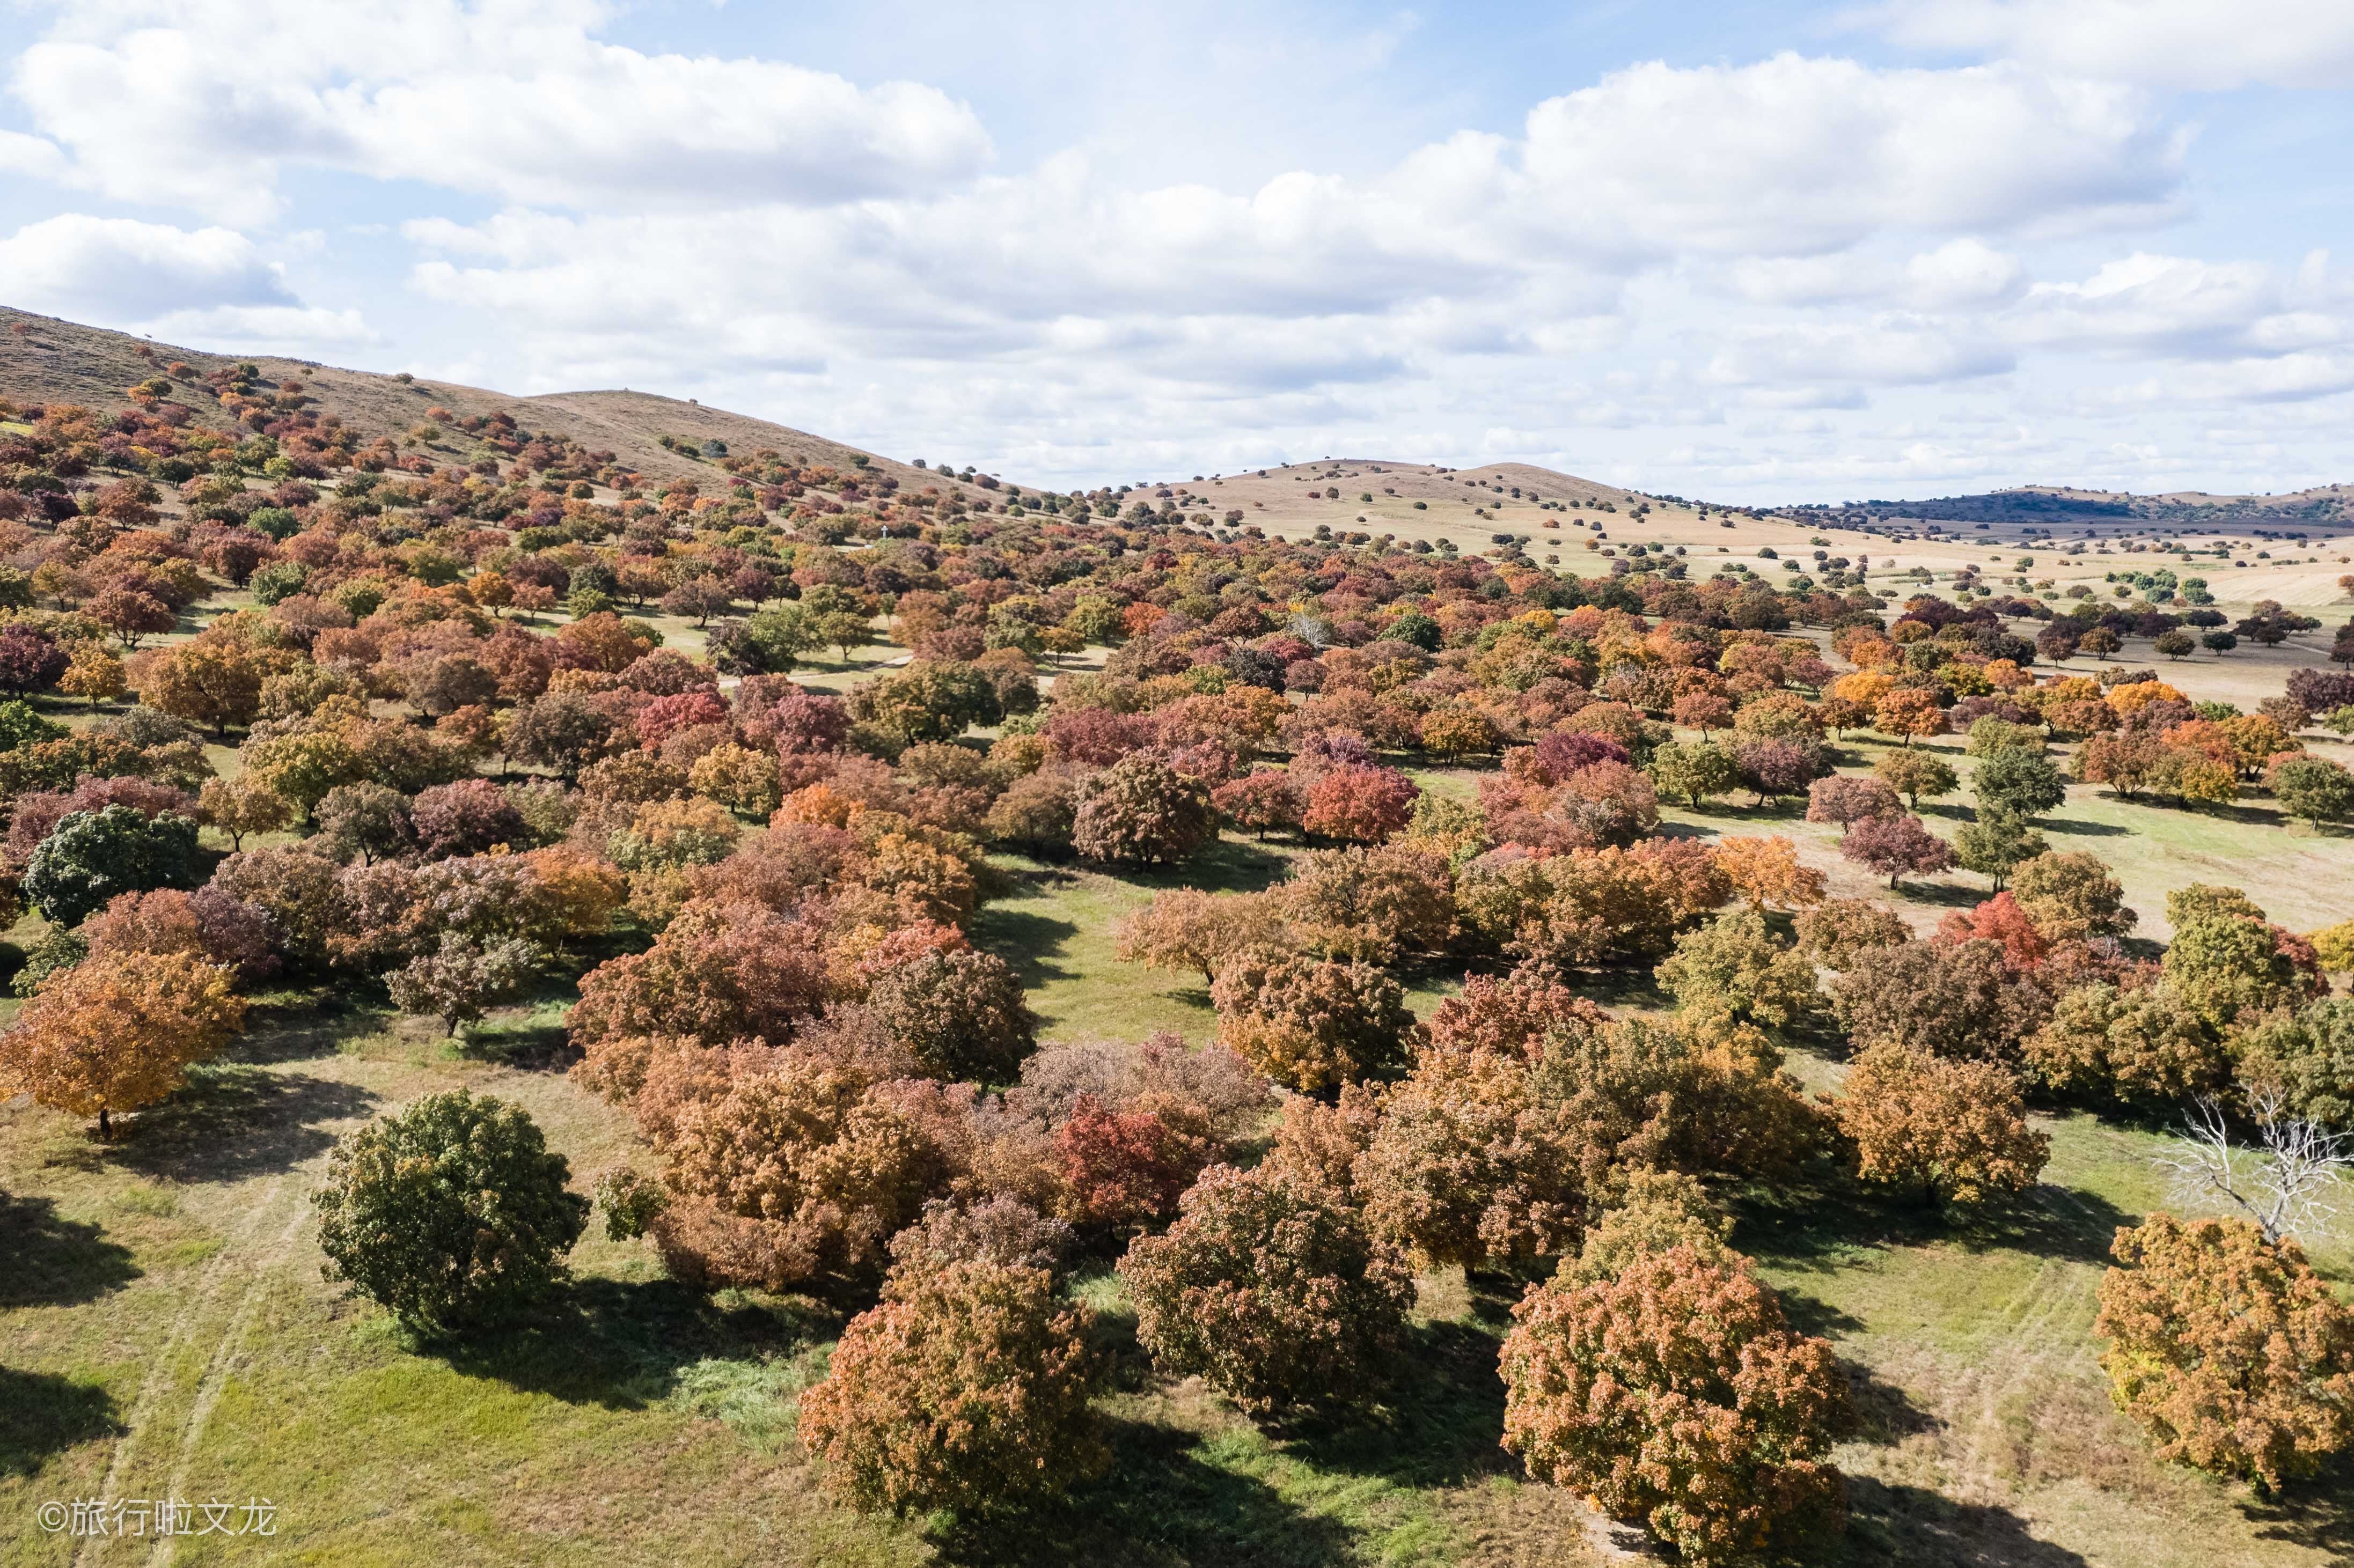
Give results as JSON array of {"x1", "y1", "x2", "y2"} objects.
[{"x1": 8, "y1": 800, "x2": 2354, "y2": 1565}]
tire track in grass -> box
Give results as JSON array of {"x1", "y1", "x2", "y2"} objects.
[
  {"x1": 145, "y1": 1187, "x2": 317, "y2": 1568},
  {"x1": 73, "y1": 1172, "x2": 292, "y2": 1568}
]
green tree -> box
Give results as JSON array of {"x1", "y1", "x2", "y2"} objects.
[
  {"x1": 312, "y1": 1089, "x2": 588, "y2": 1331},
  {"x1": 1954, "y1": 806, "x2": 2048, "y2": 889},
  {"x1": 23, "y1": 806, "x2": 203, "y2": 925},
  {"x1": 1872, "y1": 748, "x2": 1957, "y2": 809},
  {"x1": 1646, "y1": 739, "x2": 1738, "y2": 808},
  {"x1": 1972, "y1": 747, "x2": 2067, "y2": 820}
]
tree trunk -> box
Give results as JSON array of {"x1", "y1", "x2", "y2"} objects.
[{"x1": 97, "y1": 1106, "x2": 110, "y2": 1139}]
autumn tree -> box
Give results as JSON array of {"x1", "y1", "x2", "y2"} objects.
[
  {"x1": 2026, "y1": 979, "x2": 2227, "y2": 1104},
  {"x1": 1121, "y1": 1162, "x2": 1413, "y2": 1417},
  {"x1": 1839, "y1": 811, "x2": 1956, "y2": 890},
  {"x1": 798, "y1": 1257, "x2": 1106, "y2": 1516},
  {"x1": 1300, "y1": 761, "x2": 1419, "y2": 843},
  {"x1": 312, "y1": 1089, "x2": 588, "y2": 1331},
  {"x1": 1210, "y1": 951, "x2": 1416, "y2": 1091},
  {"x1": 1805, "y1": 775, "x2": 1901, "y2": 832},
  {"x1": 2271, "y1": 755, "x2": 2354, "y2": 830},
  {"x1": 1279, "y1": 843, "x2": 1454, "y2": 962},
  {"x1": 865, "y1": 948, "x2": 1037, "y2": 1084},
  {"x1": 386, "y1": 933, "x2": 540, "y2": 1037},
  {"x1": 1500, "y1": 1246, "x2": 1853, "y2": 1566},
  {"x1": 1655, "y1": 911, "x2": 1820, "y2": 1033},
  {"x1": 1647, "y1": 739, "x2": 1736, "y2": 808},
  {"x1": 1838, "y1": 1042, "x2": 2049, "y2": 1208},
  {"x1": 1114, "y1": 888, "x2": 1282, "y2": 988},
  {"x1": 1830, "y1": 938, "x2": 2050, "y2": 1061},
  {"x1": 1712, "y1": 834, "x2": 1824, "y2": 910},
  {"x1": 1072, "y1": 755, "x2": 1215, "y2": 866},
  {"x1": 1793, "y1": 897, "x2": 1910, "y2": 970},
  {"x1": 196, "y1": 775, "x2": 294, "y2": 851},
  {"x1": 2097, "y1": 1214, "x2": 2354, "y2": 1496},
  {"x1": 0, "y1": 950, "x2": 244, "y2": 1138},
  {"x1": 2010, "y1": 850, "x2": 2136, "y2": 943}
]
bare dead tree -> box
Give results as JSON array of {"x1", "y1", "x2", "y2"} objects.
[{"x1": 2154, "y1": 1089, "x2": 2353, "y2": 1246}]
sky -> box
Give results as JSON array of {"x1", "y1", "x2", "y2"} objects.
[{"x1": 6, "y1": 1, "x2": 2354, "y2": 502}]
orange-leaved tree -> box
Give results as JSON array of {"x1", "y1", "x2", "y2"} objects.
[{"x1": 0, "y1": 950, "x2": 245, "y2": 1137}]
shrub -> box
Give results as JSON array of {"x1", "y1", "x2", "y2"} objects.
[
  {"x1": 1121, "y1": 1164, "x2": 1413, "y2": 1417},
  {"x1": 1500, "y1": 1246, "x2": 1852, "y2": 1566},
  {"x1": 799, "y1": 1258, "x2": 1107, "y2": 1515},
  {"x1": 2098, "y1": 1214, "x2": 2354, "y2": 1496},
  {"x1": 312, "y1": 1089, "x2": 588, "y2": 1331}
]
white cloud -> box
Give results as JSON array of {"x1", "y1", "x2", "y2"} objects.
[
  {"x1": 0, "y1": 214, "x2": 294, "y2": 319},
  {"x1": 1905, "y1": 238, "x2": 2027, "y2": 307},
  {"x1": 1865, "y1": 0, "x2": 2354, "y2": 90},
  {"x1": 2015, "y1": 253, "x2": 2348, "y2": 359},
  {"x1": 11, "y1": 0, "x2": 991, "y2": 222},
  {"x1": 1516, "y1": 55, "x2": 2182, "y2": 257}
]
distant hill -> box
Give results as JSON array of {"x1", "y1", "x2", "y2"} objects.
[
  {"x1": 1772, "y1": 483, "x2": 2354, "y2": 534},
  {"x1": 0, "y1": 306, "x2": 937, "y2": 492}
]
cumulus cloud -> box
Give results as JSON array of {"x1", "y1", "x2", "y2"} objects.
[
  {"x1": 0, "y1": 214, "x2": 294, "y2": 319},
  {"x1": 11, "y1": 0, "x2": 991, "y2": 222},
  {"x1": 1864, "y1": 0, "x2": 2354, "y2": 90}
]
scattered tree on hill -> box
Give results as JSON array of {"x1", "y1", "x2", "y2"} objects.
[
  {"x1": 2097, "y1": 1213, "x2": 2354, "y2": 1496},
  {"x1": 0, "y1": 950, "x2": 244, "y2": 1138},
  {"x1": 1121, "y1": 1162, "x2": 1413, "y2": 1418},
  {"x1": 1500, "y1": 1246, "x2": 1853, "y2": 1566},
  {"x1": 799, "y1": 1257, "x2": 1107, "y2": 1517}
]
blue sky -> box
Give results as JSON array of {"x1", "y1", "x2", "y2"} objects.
[{"x1": 6, "y1": 1, "x2": 2354, "y2": 501}]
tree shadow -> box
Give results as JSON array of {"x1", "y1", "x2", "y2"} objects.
[
  {"x1": 971, "y1": 905, "x2": 1082, "y2": 992},
  {"x1": 1841, "y1": 1360, "x2": 1941, "y2": 1445},
  {"x1": 935, "y1": 1417, "x2": 1358, "y2": 1568},
  {"x1": 429, "y1": 1273, "x2": 839, "y2": 1411},
  {"x1": 1825, "y1": 1476, "x2": 2091, "y2": 1566},
  {"x1": 105, "y1": 1064, "x2": 378, "y2": 1184},
  {"x1": 1737, "y1": 1167, "x2": 2131, "y2": 1275},
  {"x1": 2042, "y1": 818, "x2": 2131, "y2": 837},
  {"x1": 0, "y1": 1367, "x2": 123, "y2": 1479},
  {"x1": 2247, "y1": 1448, "x2": 2354, "y2": 1556},
  {"x1": 1140, "y1": 835, "x2": 1293, "y2": 896},
  {"x1": 1777, "y1": 1288, "x2": 1866, "y2": 1339},
  {"x1": 1894, "y1": 879, "x2": 1983, "y2": 910},
  {"x1": 1282, "y1": 1318, "x2": 1514, "y2": 1491},
  {"x1": 0, "y1": 1192, "x2": 141, "y2": 1308}
]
